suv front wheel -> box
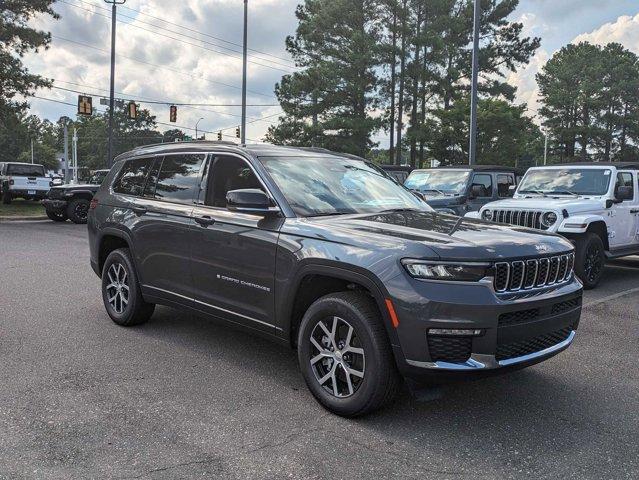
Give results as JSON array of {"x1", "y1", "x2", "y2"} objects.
[
  {"x1": 297, "y1": 291, "x2": 400, "y2": 417},
  {"x1": 102, "y1": 248, "x2": 155, "y2": 326},
  {"x1": 574, "y1": 233, "x2": 605, "y2": 289}
]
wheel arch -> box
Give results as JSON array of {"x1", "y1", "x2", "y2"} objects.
[
  {"x1": 281, "y1": 263, "x2": 399, "y2": 349},
  {"x1": 97, "y1": 228, "x2": 134, "y2": 274}
]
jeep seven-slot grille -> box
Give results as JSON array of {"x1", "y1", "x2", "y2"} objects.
[
  {"x1": 493, "y1": 209, "x2": 551, "y2": 230},
  {"x1": 494, "y1": 253, "x2": 574, "y2": 292}
]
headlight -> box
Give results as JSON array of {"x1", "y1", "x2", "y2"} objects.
[
  {"x1": 541, "y1": 211, "x2": 558, "y2": 227},
  {"x1": 402, "y1": 260, "x2": 489, "y2": 281},
  {"x1": 481, "y1": 209, "x2": 493, "y2": 221}
]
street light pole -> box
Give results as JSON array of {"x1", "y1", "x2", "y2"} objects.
[
  {"x1": 105, "y1": 0, "x2": 125, "y2": 169},
  {"x1": 468, "y1": 0, "x2": 481, "y2": 165},
  {"x1": 195, "y1": 117, "x2": 204, "y2": 140},
  {"x1": 241, "y1": 0, "x2": 248, "y2": 145},
  {"x1": 544, "y1": 131, "x2": 548, "y2": 165}
]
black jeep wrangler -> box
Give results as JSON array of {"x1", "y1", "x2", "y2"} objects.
[
  {"x1": 42, "y1": 169, "x2": 109, "y2": 223},
  {"x1": 88, "y1": 143, "x2": 582, "y2": 416}
]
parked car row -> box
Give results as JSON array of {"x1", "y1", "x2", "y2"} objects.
[
  {"x1": 86, "y1": 143, "x2": 583, "y2": 417},
  {"x1": 0, "y1": 162, "x2": 52, "y2": 204}
]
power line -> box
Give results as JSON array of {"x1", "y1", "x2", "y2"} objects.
[
  {"x1": 50, "y1": 85, "x2": 278, "y2": 107},
  {"x1": 49, "y1": 78, "x2": 281, "y2": 123},
  {"x1": 58, "y1": 0, "x2": 296, "y2": 73},
  {"x1": 51, "y1": 35, "x2": 278, "y2": 99},
  {"x1": 113, "y1": 0, "x2": 295, "y2": 65}
]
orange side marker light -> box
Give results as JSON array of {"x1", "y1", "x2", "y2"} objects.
[{"x1": 385, "y1": 299, "x2": 400, "y2": 328}]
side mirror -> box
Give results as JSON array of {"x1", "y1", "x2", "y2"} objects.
[
  {"x1": 616, "y1": 185, "x2": 633, "y2": 202},
  {"x1": 226, "y1": 188, "x2": 280, "y2": 216},
  {"x1": 508, "y1": 185, "x2": 516, "y2": 197}
]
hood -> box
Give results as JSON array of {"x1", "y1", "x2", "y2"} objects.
[
  {"x1": 295, "y1": 211, "x2": 572, "y2": 261},
  {"x1": 481, "y1": 196, "x2": 605, "y2": 215}
]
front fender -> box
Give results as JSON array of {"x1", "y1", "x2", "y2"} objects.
[
  {"x1": 464, "y1": 211, "x2": 481, "y2": 219},
  {"x1": 558, "y1": 215, "x2": 607, "y2": 234}
]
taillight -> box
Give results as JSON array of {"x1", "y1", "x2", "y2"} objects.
[
  {"x1": 89, "y1": 198, "x2": 99, "y2": 210},
  {"x1": 8, "y1": 177, "x2": 14, "y2": 185},
  {"x1": 49, "y1": 181, "x2": 54, "y2": 187}
]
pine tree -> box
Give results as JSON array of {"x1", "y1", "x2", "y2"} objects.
[{"x1": 265, "y1": 0, "x2": 384, "y2": 157}]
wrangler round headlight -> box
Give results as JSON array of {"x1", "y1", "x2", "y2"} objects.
[
  {"x1": 402, "y1": 260, "x2": 489, "y2": 282},
  {"x1": 542, "y1": 211, "x2": 558, "y2": 227},
  {"x1": 482, "y1": 209, "x2": 493, "y2": 221}
]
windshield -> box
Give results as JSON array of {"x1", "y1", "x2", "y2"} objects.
[
  {"x1": 518, "y1": 168, "x2": 611, "y2": 196},
  {"x1": 404, "y1": 170, "x2": 470, "y2": 194},
  {"x1": 7, "y1": 164, "x2": 45, "y2": 177},
  {"x1": 89, "y1": 171, "x2": 108, "y2": 185},
  {"x1": 259, "y1": 156, "x2": 431, "y2": 217}
]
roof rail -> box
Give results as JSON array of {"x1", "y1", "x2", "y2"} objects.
[{"x1": 131, "y1": 140, "x2": 238, "y2": 150}]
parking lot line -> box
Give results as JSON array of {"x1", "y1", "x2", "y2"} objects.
[{"x1": 582, "y1": 286, "x2": 639, "y2": 309}]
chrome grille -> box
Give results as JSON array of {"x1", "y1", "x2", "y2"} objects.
[
  {"x1": 494, "y1": 253, "x2": 574, "y2": 292},
  {"x1": 492, "y1": 209, "x2": 550, "y2": 230}
]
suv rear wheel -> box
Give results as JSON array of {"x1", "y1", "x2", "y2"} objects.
[
  {"x1": 102, "y1": 248, "x2": 155, "y2": 326},
  {"x1": 67, "y1": 198, "x2": 90, "y2": 224},
  {"x1": 574, "y1": 233, "x2": 605, "y2": 289},
  {"x1": 297, "y1": 291, "x2": 400, "y2": 417}
]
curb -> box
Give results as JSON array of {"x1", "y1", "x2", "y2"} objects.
[{"x1": 0, "y1": 215, "x2": 49, "y2": 222}]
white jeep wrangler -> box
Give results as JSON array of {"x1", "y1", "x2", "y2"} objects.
[{"x1": 466, "y1": 163, "x2": 639, "y2": 288}]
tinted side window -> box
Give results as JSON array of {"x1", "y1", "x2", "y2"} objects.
[
  {"x1": 113, "y1": 158, "x2": 154, "y2": 196},
  {"x1": 143, "y1": 157, "x2": 162, "y2": 198},
  {"x1": 497, "y1": 174, "x2": 515, "y2": 197},
  {"x1": 204, "y1": 155, "x2": 263, "y2": 208},
  {"x1": 472, "y1": 174, "x2": 493, "y2": 197},
  {"x1": 154, "y1": 154, "x2": 205, "y2": 204},
  {"x1": 616, "y1": 172, "x2": 634, "y2": 198}
]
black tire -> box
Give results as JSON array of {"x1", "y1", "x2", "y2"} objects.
[
  {"x1": 297, "y1": 291, "x2": 401, "y2": 417},
  {"x1": 574, "y1": 233, "x2": 606, "y2": 289},
  {"x1": 101, "y1": 248, "x2": 155, "y2": 326},
  {"x1": 46, "y1": 210, "x2": 68, "y2": 222},
  {"x1": 67, "y1": 198, "x2": 90, "y2": 224},
  {"x1": 2, "y1": 188, "x2": 11, "y2": 205}
]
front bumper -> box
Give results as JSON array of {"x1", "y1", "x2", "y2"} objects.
[
  {"x1": 386, "y1": 273, "x2": 582, "y2": 382},
  {"x1": 42, "y1": 199, "x2": 68, "y2": 212}
]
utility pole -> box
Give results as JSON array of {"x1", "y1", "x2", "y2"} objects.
[
  {"x1": 63, "y1": 120, "x2": 69, "y2": 183},
  {"x1": 105, "y1": 0, "x2": 125, "y2": 168},
  {"x1": 468, "y1": 0, "x2": 481, "y2": 165},
  {"x1": 241, "y1": 0, "x2": 248, "y2": 145},
  {"x1": 195, "y1": 117, "x2": 204, "y2": 140},
  {"x1": 31, "y1": 139, "x2": 34, "y2": 164},
  {"x1": 544, "y1": 131, "x2": 548, "y2": 165},
  {"x1": 72, "y1": 128, "x2": 78, "y2": 184}
]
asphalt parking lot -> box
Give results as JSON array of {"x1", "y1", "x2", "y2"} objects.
[{"x1": 0, "y1": 221, "x2": 637, "y2": 479}]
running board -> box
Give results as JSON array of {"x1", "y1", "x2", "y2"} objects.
[{"x1": 606, "y1": 247, "x2": 639, "y2": 259}]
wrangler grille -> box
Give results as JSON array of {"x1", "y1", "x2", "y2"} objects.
[
  {"x1": 492, "y1": 209, "x2": 551, "y2": 230},
  {"x1": 494, "y1": 253, "x2": 574, "y2": 292}
]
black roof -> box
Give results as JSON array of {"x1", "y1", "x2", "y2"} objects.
[
  {"x1": 555, "y1": 162, "x2": 639, "y2": 170},
  {"x1": 116, "y1": 141, "x2": 368, "y2": 162},
  {"x1": 412, "y1": 164, "x2": 521, "y2": 173}
]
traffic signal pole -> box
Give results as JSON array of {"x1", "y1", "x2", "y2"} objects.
[
  {"x1": 469, "y1": 0, "x2": 481, "y2": 165},
  {"x1": 105, "y1": 0, "x2": 125, "y2": 168},
  {"x1": 241, "y1": 0, "x2": 248, "y2": 144}
]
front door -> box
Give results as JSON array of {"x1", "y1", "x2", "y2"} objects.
[
  {"x1": 609, "y1": 170, "x2": 639, "y2": 248},
  {"x1": 189, "y1": 154, "x2": 282, "y2": 334},
  {"x1": 467, "y1": 173, "x2": 494, "y2": 211}
]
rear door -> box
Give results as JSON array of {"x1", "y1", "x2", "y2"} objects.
[
  {"x1": 189, "y1": 153, "x2": 281, "y2": 333},
  {"x1": 123, "y1": 153, "x2": 205, "y2": 301}
]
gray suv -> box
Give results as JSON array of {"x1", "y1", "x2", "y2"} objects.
[{"x1": 88, "y1": 142, "x2": 582, "y2": 416}]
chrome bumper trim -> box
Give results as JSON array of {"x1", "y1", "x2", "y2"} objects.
[{"x1": 406, "y1": 331, "x2": 575, "y2": 371}]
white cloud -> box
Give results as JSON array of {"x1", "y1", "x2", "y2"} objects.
[{"x1": 572, "y1": 13, "x2": 639, "y2": 52}]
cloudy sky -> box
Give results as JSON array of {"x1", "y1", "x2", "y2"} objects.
[{"x1": 23, "y1": 0, "x2": 639, "y2": 146}]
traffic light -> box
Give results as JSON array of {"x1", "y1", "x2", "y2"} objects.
[
  {"x1": 127, "y1": 101, "x2": 138, "y2": 120},
  {"x1": 235, "y1": 126, "x2": 240, "y2": 139},
  {"x1": 169, "y1": 105, "x2": 177, "y2": 123},
  {"x1": 217, "y1": 131, "x2": 222, "y2": 141},
  {"x1": 77, "y1": 95, "x2": 92, "y2": 116}
]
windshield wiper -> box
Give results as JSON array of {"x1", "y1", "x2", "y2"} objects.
[
  {"x1": 308, "y1": 211, "x2": 352, "y2": 217},
  {"x1": 549, "y1": 190, "x2": 578, "y2": 197},
  {"x1": 421, "y1": 188, "x2": 446, "y2": 195},
  {"x1": 378, "y1": 207, "x2": 422, "y2": 213},
  {"x1": 519, "y1": 189, "x2": 547, "y2": 197}
]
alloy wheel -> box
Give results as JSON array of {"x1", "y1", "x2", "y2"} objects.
[
  {"x1": 584, "y1": 244, "x2": 603, "y2": 283},
  {"x1": 75, "y1": 202, "x2": 89, "y2": 221},
  {"x1": 309, "y1": 316, "x2": 365, "y2": 398},
  {"x1": 105, "y1": 263, "x2": 129, "y2": 315}
]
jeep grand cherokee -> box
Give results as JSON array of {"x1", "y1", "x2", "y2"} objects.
[{"x1": 88, "y1": 143, "x2": 583, "y2": 417}]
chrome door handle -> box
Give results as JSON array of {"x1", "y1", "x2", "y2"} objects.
[{"x1": 195, "y1": 215, "x2": 216, "y2": 227}]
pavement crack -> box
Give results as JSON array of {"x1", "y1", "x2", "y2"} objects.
[{"x1": 120, "y1": 456, "x2": 221, "y2": 479}]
